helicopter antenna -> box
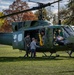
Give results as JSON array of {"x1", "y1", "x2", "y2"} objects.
[{"x1": 0, "y1": 0, "x2": 62, "y2": 19}]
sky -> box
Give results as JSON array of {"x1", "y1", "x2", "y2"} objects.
[{"x1": 0, "y1": 0, "x2": 69, "y2": 13}]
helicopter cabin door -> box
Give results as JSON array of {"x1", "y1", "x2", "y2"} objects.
[
  {"x1": 13, "y1": 31, "x2": 24, "y2": 50},
  {"x1": 45, "y1": 27, "x2": 53, "y2": 48}
]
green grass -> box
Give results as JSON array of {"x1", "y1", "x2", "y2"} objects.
[{"x1": 0, "y1": 45, "x2": 74, "y2": 75}]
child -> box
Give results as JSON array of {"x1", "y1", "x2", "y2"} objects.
[{"x1": 30, "y1": 38, "x2": 39, "y2": 58}]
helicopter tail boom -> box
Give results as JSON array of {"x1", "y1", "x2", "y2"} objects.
[{"x1": 0, "y1": 33, "x2": 12, "y2": 45}]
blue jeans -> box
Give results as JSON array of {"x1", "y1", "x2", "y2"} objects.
[{"x1": 31, "y1": 49, "x2": 36, "y2": 58}]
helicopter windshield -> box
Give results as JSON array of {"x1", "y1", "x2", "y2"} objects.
[{"x1": 62, "y1": 26, "x2": 74, "y2": 37}]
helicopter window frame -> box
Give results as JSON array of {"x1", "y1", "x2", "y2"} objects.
[
  {"x1": 63, "y1": 26, "x2": 74, "y2": 36},
  {"x1": 62, "y1": 27, "x2": 71, "y2": 36},
  {"x1": 62, "y1": 28, "x2": 70, "y2": 38},
  {"x1": 64, "y1": 26, "x2": 73, "y2": 32},
  {"x1": 17, "y1": 22, "x2": 23, "y2": 30}
]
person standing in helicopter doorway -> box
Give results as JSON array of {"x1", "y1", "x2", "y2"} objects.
[
  {"x1": 40, "y1": 31, "x2": 45, "y2": 45},
  {"x1": 24, "y1": 34, "x2": 31, "y2": 57}
]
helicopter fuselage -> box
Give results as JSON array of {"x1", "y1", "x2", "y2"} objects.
[{"x1": 0, "y1": 20, "x2": 74, "y2": 54}]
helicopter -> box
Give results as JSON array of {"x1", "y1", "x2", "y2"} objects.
[{"x1": 0, "y1": 0, "x2": 74, "y2": 57}]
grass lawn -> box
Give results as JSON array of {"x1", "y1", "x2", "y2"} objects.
[{"x1": 0, "y1": 45, "x2": 74, "y2": 75}]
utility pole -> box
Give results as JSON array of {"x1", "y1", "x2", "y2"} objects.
[{"x1": 58, "y1": 0, "x2": 61, "y2": 25}]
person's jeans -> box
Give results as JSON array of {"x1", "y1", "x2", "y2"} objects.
[{"x1": 31, "y1": 49, "x2": 36, "y2": 58}]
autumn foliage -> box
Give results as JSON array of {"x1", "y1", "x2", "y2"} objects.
[
  {"x1": 23, "y1": 12, "x2": 37, "y2": 21},
  {"x1": 0, "y1": 0, "x2": 37, "y2": 32},
  {"x1": 0, "y1": 12, "x2": 5, "y2": 27},
  {"x1": 0, "y1": 20, "x2": 12, "y2": 32}
]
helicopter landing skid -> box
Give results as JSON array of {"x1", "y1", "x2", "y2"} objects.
[
  {"x1": 42, "y1": 52, "x2": 57, "y2": 59},
  {"x1": 42, "y1": 52, "x2": 48, "y2": 57},
  {"x1": 42, "y1": 52, "x2": 58, "y2": 57},
  {"x1": 66, "y1": 51, "x2": 73, "y2": 57}
]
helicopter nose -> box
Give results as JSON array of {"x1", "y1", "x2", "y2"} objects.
[{"x1": 67, "y1": 36, "x2": 74, "y2": 43}]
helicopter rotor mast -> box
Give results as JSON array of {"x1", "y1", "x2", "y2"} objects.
[
  {"x1": 0, "y1": 0, "x2": 62, "y2": 18},
  {"x1": 28, "y1": 0, "x2": 44, "y2": 20}
]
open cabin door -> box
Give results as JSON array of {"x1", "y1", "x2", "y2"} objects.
[
  {"x1": 13, "y1": 31, "x2": 24, "y2": 50},
  {"x1": 45, "y1": 27, "x2": 53, "y2": 48}
]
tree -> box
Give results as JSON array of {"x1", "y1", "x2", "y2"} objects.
[
  {"x1": 0, "y1": 20, "x2": 12, "y2": 32},
  {"x1": 35, "y1": 8, "x2": 50, "y2": 20},
  {"x1": 0, "y1": 12, "x2": 5, "y2": 27},
  {"x1": 0, "y1": 0, "x2": 37, "y2": 32},
  {"x1": 53, "y1": 14, "x2": 58, "y2": 25},
  {"x1": 3, "y1": 0, "x2": 37, "y2": 22},
  {"x1": 59, "y1": 0, "x2": 74, "y2": 25},
  {"x1": 67, "y1": 0, "x2": 74, "y2": 25}
]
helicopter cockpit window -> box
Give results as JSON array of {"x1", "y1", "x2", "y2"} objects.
[
  {"x1": 64, "y1": 26, "x2": 72, "y2": 32},
  {"x1": 62, "y1": 28, "x2": 69, "y2": 38},
  {"x1": 30, "y1": 21, "x2": 38, "y2": 27},
  {"x1": 18, "y1": 22, "x2": 23, "y2": 30},
  {"x1": 15, "y1": 25, "x2": 18, "y2": 31},
  {"x1": 63, "y1": 26, "x2": 74, "y2": 36}
]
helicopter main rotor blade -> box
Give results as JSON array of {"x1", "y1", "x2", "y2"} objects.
[{"x1": 0, "y1": 0, "x2": 62, "y2": 18}]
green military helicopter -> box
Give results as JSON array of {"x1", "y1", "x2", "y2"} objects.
[{"x1": 0, "y1": 0, "x2": 74, "y2": 57}]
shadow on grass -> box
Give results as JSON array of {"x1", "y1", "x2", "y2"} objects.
[
  {"x1": 59, "y1": 56, "x2": 74, "y2": 59},
  {"x1": 58, "y1": 70, "x2": 74, "y2": 73},
  {"x1": 0, "y1": 56, "x2": 63, "y2": 62}
]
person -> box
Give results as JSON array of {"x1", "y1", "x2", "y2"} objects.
[
  {"x1": 54, "y1": 29, "x2": 63, "y2": 37},
  {"x1": 39, "y1": 31, "x2": 45, "y2": 46},
  {"x1": 41, "y1": 31, "x2": 45, "y2": 45},
  {"x1": 58, "y1": 29, "x2": 63, "y2": 37},
  {"x1": 24, "y1": 34, "x2": 31, "y2": 57},
  {"x1": 30, "y1": 38, "x2": 39, "y2": 58},
  {"x1": 56, "y1": 35, "x2": 64, "y2": 45}
]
